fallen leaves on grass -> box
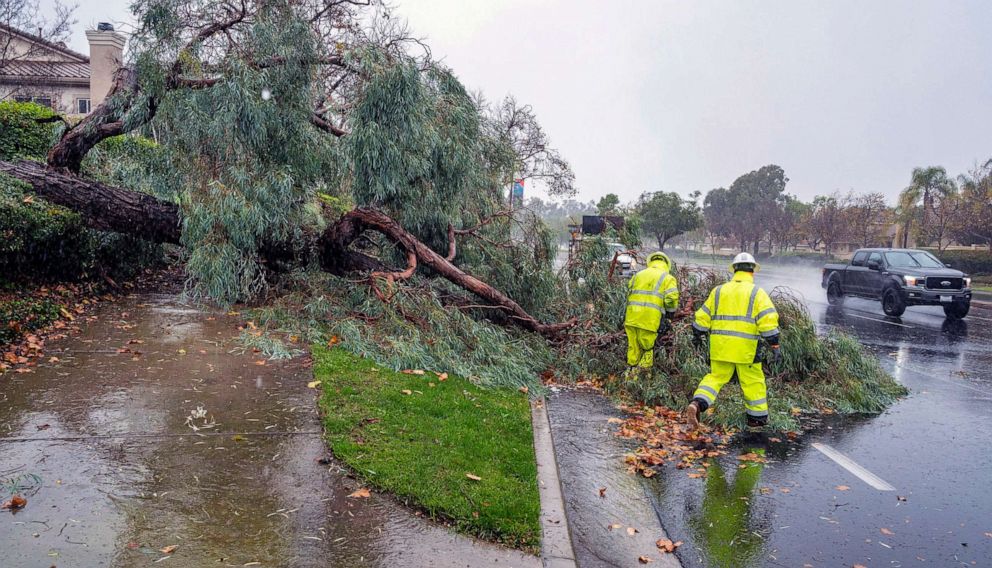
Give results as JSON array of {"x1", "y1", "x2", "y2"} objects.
[
  {"x1": 307, "y1": 380, "x2": 321, "y2": 389},
  {"x1": 465, "y1": 473, "x2": 482, "y2": 481},
  {"x1": 401, "y1": 369, "x2": 426, "y2": 375},
  {"x1": 1, "y1": 495, "x2": 27, "y2": 510},
  {"x1": 401, "y1": 389, "x2": 412, "y2": 395},
  {"x1": 347, "y1": 488, "x2": 371, "y2": 498},
  {"x1": 656, "y1": 538, "x2": 682, "y2": 553},
  {"x1": 518, "y1": 386, "x2": 529, "y2": 394}
]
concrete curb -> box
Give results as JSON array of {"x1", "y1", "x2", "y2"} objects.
[{"x1": 531, "y1": 398, "x2": 578, "y2": 568}]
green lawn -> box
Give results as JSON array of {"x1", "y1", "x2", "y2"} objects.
[{"x1": 313, "y1": 346, "x2": 540, "y2": 551}]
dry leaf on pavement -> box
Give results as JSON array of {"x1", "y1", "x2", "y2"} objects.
[
  {"x1": 1, "y1": 495, "x2": 27, "y2": 510},
  {"x1": 836, "y1": 485, "x2": 850, "y2": 491},
  {"x1": 598, "y1": 487, "x2": 607, "y2": 498},
  {"x1": 656, "y1": 538, "x2": 683, "y2": 553},
  {"x1": 880, "y1": 527, "x2": 894, "y2": 535},
  {"x1": 626, "y1": 527, "x2": 638, "y2": 536}
]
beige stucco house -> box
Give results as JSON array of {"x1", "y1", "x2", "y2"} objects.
[{"x1": 0, "y1": 22, "x2": 125, "y2": 116}]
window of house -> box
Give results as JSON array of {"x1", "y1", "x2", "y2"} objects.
[
  {"x1": 34, "y1": 97, "x2": 53, "y2": 109},
  {"x1": 14, "y1": 96, "x2": 33, "y2": 103},
  {"x1": 12, "y1": 95, "x2": 54, "y2": 108},
  {"x1": 77, "y1": 98, "x2": 91, "y2": 114}
]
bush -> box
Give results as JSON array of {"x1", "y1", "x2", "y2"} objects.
[
  {"x1": 0, "y1": 297, "x2": 61, "y2": 344},
  {"x1": 935, "y1": 249, "x2": 992, "y2": 275},
  {"x1": 0, "y1": 173, "x2": 162, "y2": 283},
  {"x1": 0, "y1": 101, "x2": 58, "y2": 160}
]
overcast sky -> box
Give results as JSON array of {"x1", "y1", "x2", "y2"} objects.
[{"x1": 55, "y1": 0, "x2": 992, "y2": 205}]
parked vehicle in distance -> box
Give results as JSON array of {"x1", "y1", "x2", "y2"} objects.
[
  {"x1": 607, "y1": 243, "x2": 637, "y2": 277},
  {"x1": 821, "y1": 248, "x2": 972, "y2": 318}
]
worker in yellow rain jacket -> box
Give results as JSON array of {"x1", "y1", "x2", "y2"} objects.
[
  {"x1": 685, "y1": 252, "x2": 781, "y2": 429},
  {"x1": 623, "y1": 251, "x2": 680, "y2": 376}
]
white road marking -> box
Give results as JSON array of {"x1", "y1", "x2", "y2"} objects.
[
  {"x1": 844, "y1": 313, "x2": 914, "y2": 328},
  {"x1": 965, "y1": 315, "x2": 992, "y2": 323},
  {"x1": 811, "y1": 443, "x2": 896, "y2": 491}
]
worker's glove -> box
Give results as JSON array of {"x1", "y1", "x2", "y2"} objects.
[
  {"x1": 658, "y1": 314, "x2": 671, "y2": 335},
  {"x1": 692, "y1": 327, "x2": 706, "y2": 349},
  {"x1": 770, "y1": 345, "x2": 782, "y2": 366}
]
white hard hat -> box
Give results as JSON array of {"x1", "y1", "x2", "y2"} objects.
[{"x1": 730, "y1": 252, "x2": 760, "y2": 272}]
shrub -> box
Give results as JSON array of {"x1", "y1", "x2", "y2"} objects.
[
  {"x1": 935, "y1": 249, "x2": 992, "y2": 275},
  {"x1": 0, "y1": 297, "x2": 61, "y2": 344},
  {"x1": 0, "y1": 101, "x2": 58, "y2": 160}
]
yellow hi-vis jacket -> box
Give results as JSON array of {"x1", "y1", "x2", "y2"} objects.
[
  {"x1": 692, "y1": 271, "x2": 779, "y2": 364},
  {"x1": 624, "y1": 258, "x2": 680, "y2": 332}
]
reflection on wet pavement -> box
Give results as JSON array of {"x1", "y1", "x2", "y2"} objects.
[
  {"x1": 0, "y1": 294, "x2": 538, "y2": 568},
  {"x1": 546, "y1": 389, "x2": 679, "y2": 568}
]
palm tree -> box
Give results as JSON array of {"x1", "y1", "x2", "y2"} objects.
[{"x1": 897, "y1": 166, "x2": 955, "y2": 247}]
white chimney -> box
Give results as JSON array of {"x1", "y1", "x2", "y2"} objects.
[{"x1": 85, "y1": 23, "x2": 126, "y2": 108}]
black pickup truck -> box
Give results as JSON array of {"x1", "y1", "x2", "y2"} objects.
[{"x1": 822, "y1": 248, "x2": 972, "y2": 318}]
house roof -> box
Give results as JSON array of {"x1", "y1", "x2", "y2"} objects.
[
  {"x1": 0, "y1": 60, "x2": 90, "y2": 80},
  {"x1": 0, "y1": 22, "x2": 89, "y2": 63}
]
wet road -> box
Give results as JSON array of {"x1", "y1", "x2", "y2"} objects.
[
  {"x1": 642, "y1": 262, "x2": 992, "y2": 567},
  {"x1": 0, "y1": 294, "x2": 538, "y2": 568}
]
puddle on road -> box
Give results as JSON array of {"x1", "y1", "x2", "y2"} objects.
[{"x1": 0, "y1": 294, "x2": 537, "y2": 568}]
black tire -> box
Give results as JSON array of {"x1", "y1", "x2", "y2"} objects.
[
  {"x1": 881, "y1": 288, "x2": 906, "y2": 317},
  {"x1": 943, "y1": 302, "x2": 970, "y2": 319},
  {"x1": 826, "y1": 281, "x2": 844, "y2": 305}
]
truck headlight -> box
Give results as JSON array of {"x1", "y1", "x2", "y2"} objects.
[
  {"x1": 964, "y1": 277, "x2": 971, "y2": 288},
  {"x1": 903, "y1": 275, "x2": 919, "y2": 287}
]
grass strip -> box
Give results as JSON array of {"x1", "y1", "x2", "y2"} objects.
[{"x1": 313, "y1": 345, "x2": 540, "y2": 551}]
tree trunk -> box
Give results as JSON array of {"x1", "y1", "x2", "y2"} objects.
[
  {"x1": 656, "y1": 234, "x2": 665, "y2": 251},
  {"x1": 0, "y1": 159, "x2": 181, "y2": 243},
  {"x1": 0, "y1": 159, "x2": 574, "y2": 336}
]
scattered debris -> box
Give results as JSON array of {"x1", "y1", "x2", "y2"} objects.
[
  {"x1": 1, "y1": 495, "x2": 27, "y2": 510},
  {"x1": 465, "y1": 473, "x2": 482, "y2": 481}
]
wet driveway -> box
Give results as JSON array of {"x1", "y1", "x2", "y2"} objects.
[
  {"x1": 0, "y1": 294, "x2": 538, "y2": 568},
  {"x1": 629, "y1": 262, "x2": 992, "y2": 567}
]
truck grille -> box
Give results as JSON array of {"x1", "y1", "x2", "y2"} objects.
[{"x1": 925, "y1": 277, "x2": 962, "y2": 290}]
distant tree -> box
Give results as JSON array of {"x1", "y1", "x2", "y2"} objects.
[
  {"x1": 846, "y1": 192, "x2": 890, "y2": 247},
  {"x1": 635, "y1": 191, "x2": 703, "y2": 251},
  {"x1": 0, "y1": 0, "x2": 76, "y2": 100},
  {"x1": 596, "y1": 193, "x2": 620, "y2": 216},
  {"x1": 765, "y1": 195, "x2": 806, "y2": 253},
  {"x1": 952, "y1": 159, "x2": 992, "y2": 251},
  {"x1": 925, "y1": 189, "x2": 962, "y2": 252},
  {"x1": 805, "y1": 194, "x2": 850, "y2": 256},
  {"x1": 897, "y1": 166, "x2": 955, "y2": 247}
]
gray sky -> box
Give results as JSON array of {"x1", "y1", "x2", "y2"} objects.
[{"x1": 55, "y1": 0, "x2": 992, "y2": 205}]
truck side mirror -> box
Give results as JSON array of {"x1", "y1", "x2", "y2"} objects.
[{"x1": 867, "y1": 260, "x2": 880, "y2": 270}]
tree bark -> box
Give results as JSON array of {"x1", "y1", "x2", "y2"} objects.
[{"x1": 0, "y1": 159, "x2": 182, "y2": 243}]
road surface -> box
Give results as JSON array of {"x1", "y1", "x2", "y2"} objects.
[{"x1": 643, "y1": 261, "x2": 992, "y2": 567}]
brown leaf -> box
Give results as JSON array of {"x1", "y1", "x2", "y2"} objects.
[
  {"x1": 347, "y1": 488, "x2": 371, "y2": 498},
  {"x1": 626, "y1": 527, "x2": 639, "y2": 536},
  {"x1": 160, "y1": 545, "x2": 178, "y2": 554},
  {"x1": 656, "y1": 538, "x2": 682, "y2": 553},
  {"x1": 880, "y1": 527, "x2": 894, "y2": 535},
  {"x1": 1, "y1": 495, "x2": 26, "y2": 510},
  {"x1": 853, "y1": 564, "x2": 867, "y2": 568},
  {"x1": 254, "y1": 360, "x2": 267, "y2": 366},
  {"x1": 638, "y1": 556, "x2": 653, "y2": 564},
  {"x1": 607, "y1": 523, "x2": 623, "y2": 531},
  {"x1": 780, "y1": 488, "x2": 791, "y2": 494},
  {"x1": 836, "y1": 485, "x2": 850, "y2": 491},
  {"x1": 598, "y1": 487, "x2": 607, "y2": 498},
  {"x1": 436, "y1": 372, "x2": 448, "y2": 381},
  {"x1": 465, "y1": 473, "x2": 482, "y2": 481}
]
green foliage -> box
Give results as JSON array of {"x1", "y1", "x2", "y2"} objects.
[
  {"x1": 315, "y1": 346, "x2": 540, "y2": 550},
  {"x1": 0, "y1": 101, "x2": 59, "y2": 160},
  {"x1": 0, "y1": 297, "x2": 61, "y2": 344},
  {"x1": 351, "y1": 62, "x2": 486, "y2": 248},
  {"x1": 636, "y1": 191, "x2": 703, "y2": 251},
  {"x1": 935, "y1": 249, "x2": 992, "y2": 275},
  {"x1": 596, "y1": 193, "x2": 620, "y2": 215}
]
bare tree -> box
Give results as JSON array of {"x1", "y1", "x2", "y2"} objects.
[
  {"x1": 805, "y1": 193, "x2": 851, "y2": 256},
  {"x1": 846, "y1": 191, "x2": 890, "y2": 247},
  {"x1": 0, "y1": 0, "x2": 78, "y2": 99}
]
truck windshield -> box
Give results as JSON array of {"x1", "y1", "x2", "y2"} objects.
[{"x1": 884, "y1": 251, "x2": 944, "y2": 268}]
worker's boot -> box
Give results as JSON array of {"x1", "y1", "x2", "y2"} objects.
[{"x1": 684, "y1": 401, "x2": 701, "y2": 430}]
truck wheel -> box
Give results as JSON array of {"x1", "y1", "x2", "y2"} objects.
[
  {"x1": 826, "y1": 281, "x2": 843, "y2": 305},
  {"x1": 942, "y1": 302, "x2": 970, "y2": 319},
  {"x1": 881, "y1": 288, "x2": 906, "y2": 317}
]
